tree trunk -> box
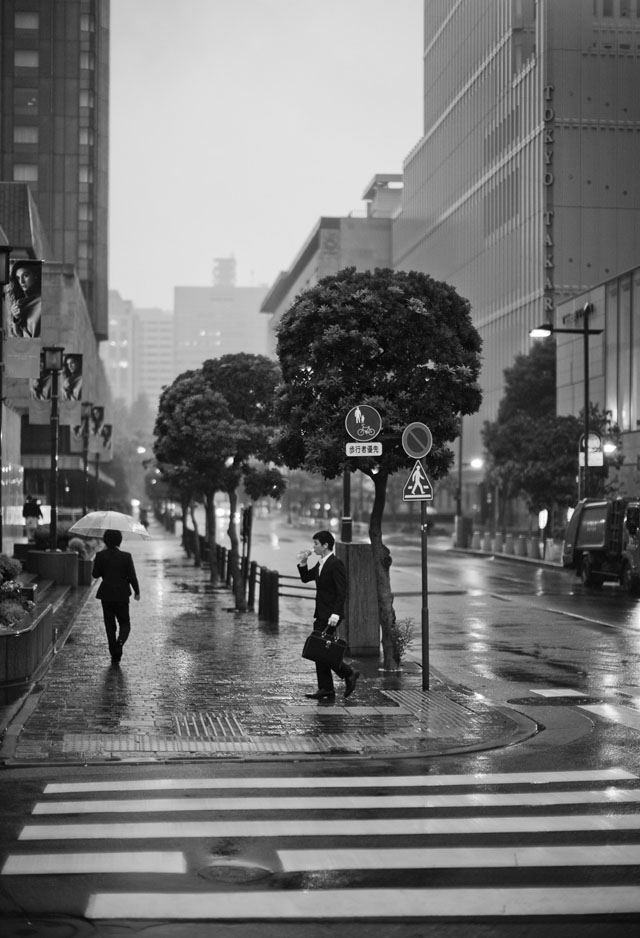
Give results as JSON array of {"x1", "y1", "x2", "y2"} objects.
[
  {"x1": 189, "y1": 500, "x2": 201, "y2": 568},
  {"x1": 204, "y1": 492, "x2": 218, "y2": 585},
  {"x1": 180, "y1": 498, "x2": 191, "y2": 557},
  {"x1": 368, "y1": 469, "x2": 397, "y2": 669},
  {"x1": 226, "y1": 488, "x2": 246, "y2": 610}
]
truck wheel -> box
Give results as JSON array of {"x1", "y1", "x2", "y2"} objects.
[
  {"x1": 581, "y1": 555, "x2": 601, "y2": 588},
  {"x1": 621, "y1": 562, "x2": 640, "y2": 597}
]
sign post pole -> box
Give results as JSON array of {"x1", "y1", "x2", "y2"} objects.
[
  {"x1": 421, "y1": 497, "x2": 429, "y2": 691},
  {"x1": 401, "y1": 424, "x2": 433, "y2": 691}
]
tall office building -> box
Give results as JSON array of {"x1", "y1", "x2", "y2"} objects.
[
  {"x1": 394, "y1": 0, "x2": 640, "y2": 468},
  {"x1": 174, "y1": 283, "x2": 270, "y2": 374},
  {"x1": 0, "y1": 0, "x2": 109, "y2": 339}
]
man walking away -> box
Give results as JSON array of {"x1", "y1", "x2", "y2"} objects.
[{"x1": 92, "y1": 529, "x2": 140, "y2": 665}]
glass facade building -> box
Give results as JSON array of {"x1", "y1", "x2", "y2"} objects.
[{"x1": 394, "y1": 0, "x2": 640, "y2": 503}]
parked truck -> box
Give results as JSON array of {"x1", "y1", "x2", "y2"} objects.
[{"x1": 562, "y1": 497, "x2": 640, "y2": 594}]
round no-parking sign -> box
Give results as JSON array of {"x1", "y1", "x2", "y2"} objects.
[{"x1": 402, "y1": 422, "x2": 432, "y2": 459}]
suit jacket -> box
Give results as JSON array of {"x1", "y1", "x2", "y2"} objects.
[
  {"x1": 92, "y1": 546, "x2": 140, "y2": 602},
  {"x1": 298, "y1": 553, "x2": 347, "y2": 622}
]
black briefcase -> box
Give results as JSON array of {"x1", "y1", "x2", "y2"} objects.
[{"x1": 302, "y1": 630, "x2": 347, "y2": 669}]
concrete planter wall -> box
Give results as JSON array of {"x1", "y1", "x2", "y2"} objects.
[
  {"x1": 0, "y1": 604, "x2": 53, "y2": 705},
  {"x1": 24, "y1": 551, "x2": 79, "y2": 586}
]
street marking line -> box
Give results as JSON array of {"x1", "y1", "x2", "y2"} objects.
[
  {"x1": 278, "y1": 844, "x2": 640, "y2": 871},
  {"x1": 32, "y1": 788, "x2": 640, "y2": 815},
  {"x1": 530, "y1": 688, "x2": 585, "y2": 697},
  {"x1": 580, "y1": 704, "x2": 640, "y2": 731},
  {"x1": 1, "y1": 851, "x2": 186, "y2": 875},
  {"x1": 86, "y1": 886, "x2": 640, "y2": 919},
  {"x1": 43, "y1": 768, "x2": 635, "y2": 795},
  {"x1": 19, "y1": 813, "x2": 640, "y2": 840}
]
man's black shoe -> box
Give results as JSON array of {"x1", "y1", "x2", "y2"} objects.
[
  {"x1": 344, "y1": 670, "x2": 360, "y2": 699},
  {"x1": 305, "y1": 690, "x2": 335, "y2": 700}
]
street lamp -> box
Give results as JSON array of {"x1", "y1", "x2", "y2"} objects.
[
  {"x1": 43, "y1": 346, "x2": 65, "y2": 551},
  {"x1": 530, "y1": 302, "x2": 603, "y2": 499},
  {"x1": 81, "y1": 400, "x2": 92, "y2": 515},
  {"x1": 0, "y1": 244, "x2": 12, "y2": 553}
]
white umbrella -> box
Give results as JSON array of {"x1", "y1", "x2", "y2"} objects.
[{"x1": 68, "y1": 510, "x2": 151, "y2": 540}]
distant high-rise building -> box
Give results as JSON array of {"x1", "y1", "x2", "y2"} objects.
[
  {"x1": 103, "y1": 292, "x2": 174, "y2": 418},
  {"x1": 102, "y1": 290, "x2": 134, "y2": 407},
  {"x1": 213, "y1": 256, "x2": 237, "y2": 287},
  {"x1": 132, "y1": 307, "x2": 175, "y2": 410},
  {"x1": 174, "y1": 283, "x2": 269, "y2": 373},
  {"x1": 0, "y1": 0, "x2": 110, "y2": 339}
]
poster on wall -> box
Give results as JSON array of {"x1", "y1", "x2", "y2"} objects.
[
  {"x1": 2, "y1": 259, "x2": 43, "y2": 377},
  {"x1": 59, "y1": 353, "x2": 82, "y2": 427},
  {"x1": 27, "y1": 361, "x2": 51, "y2": 426},
  {"x1": 88, "y1": 405, "x2": 105, "y2": 455},
  {"x1": 98, "y1": 424, "x2": 113, "y2": 463},
  {"x1": 69, "y1": 409, "x2": 90, "y2": 455}
]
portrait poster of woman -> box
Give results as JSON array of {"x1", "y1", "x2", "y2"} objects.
[
  {"x1": 1, "y1": 259, "x2": 43, "y2": 378},
  {"x1": 59, "y1": 353, "x2": 83, "y2": 427},
  {"x1": 88, "y1": 405, "x2": 105, "y2": 454}
]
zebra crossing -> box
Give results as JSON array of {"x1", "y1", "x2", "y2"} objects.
[{"x1": 2, "y1": 767, "x2": 640, "y2": 921}]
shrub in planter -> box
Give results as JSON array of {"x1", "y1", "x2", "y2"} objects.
[
  {"x1": 0, "y1": 553, "x2": 35, "y2": 628},
  {"x1": 68, "y1": 537, "x2": 93, "y2": 560}
]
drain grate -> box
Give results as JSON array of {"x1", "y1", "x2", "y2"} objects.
[{"x1": 173, "y1": 712, "x2": 247, "y2": 739}]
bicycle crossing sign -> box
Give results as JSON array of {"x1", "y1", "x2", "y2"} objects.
[
  {"x1": 345, "y1": 404, "x2": 382, "y2": 441},
  {"x1": 403, "y1": 459, "x2": 434, "y2": 501}
]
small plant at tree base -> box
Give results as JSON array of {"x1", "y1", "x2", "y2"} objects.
[{"x1": 389, "y1": 616, "x2": 415, "y2": 668}]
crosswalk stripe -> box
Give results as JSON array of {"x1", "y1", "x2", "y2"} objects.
[
  {"x1": 85, "y1": 886, "x2": 640, "y2": 919},
  {"x1": 2, "y1": 851, "x2": 186, "y2": 875},
  {"x1": 43, "y1": 767, "x2": 635, "y2": 794},
  {"x1": 580, "y1": 703, "x2": 640, "y2": 731},
  {"x1": 277, "y1": 844, "x2": 640, "y2": 871},
  {"x1": 19, "y1": 813, "x2": 640, "y2": 840},
  {"x1": 31, "y1": 787, "x2": 640, "y2": 815}
]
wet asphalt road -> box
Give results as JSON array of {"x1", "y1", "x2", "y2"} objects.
[{"x1": 1, "y1": 515, "x2": 640, "y2": 936}]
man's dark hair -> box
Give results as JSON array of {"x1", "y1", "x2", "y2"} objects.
[
  {"x1": 313, "y1": 530, "x2": 335, "y2": 550},
  {"x1": 103, "y1": 529, "x2": 123, "y2": 548}
]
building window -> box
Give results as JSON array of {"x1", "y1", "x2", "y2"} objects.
[
  {"x1": 80, "y1": 13, "x2": 95, "y2": 31},
  {"x1": 13, "y1": 126, "x2": 38, "y2": 144},
  {"x1": 14, "y1": 88, "x2": 38, "y2": 115},
  {"x1": 79, "y1": 203, "x2": 94, "y2": 221},
  {"x1": 79, "y1": 167, "x2": 94, "y2": 184},
  {"x1": 13, "y1": 163, "x2": 38, "y2": 182},
  {"x1": 14, "y1": 50, "x2": 39, "y2": 68},
  {"x1": 79, "y1": 128, "x2": 94, "y2": 145},
  {"x1": 15, "y1": 12, "x2": 38, "y2": 29},
  {"x1": 79, "y1": 90, "x2": 94, "y2": 108},
  {"x1": 80, "y1": 52, "x2": 95, "y2": 70}
]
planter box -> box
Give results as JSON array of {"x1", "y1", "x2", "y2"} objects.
[
  {"x1": 0, "y1": 604, "x2": 54, "y2": 705},
  {"x1": 24, "y1": 551, "x2": 79, "y2": 587}
]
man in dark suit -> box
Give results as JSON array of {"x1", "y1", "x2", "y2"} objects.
[
  {"x1": 297, "y1": 530, "x2": 360, "y2": 700},
  {"x1": 92, "y1": 529, "x2": 140, "y2": 665}
]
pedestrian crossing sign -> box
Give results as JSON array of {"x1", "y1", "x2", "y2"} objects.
[{"x1": 402, "y1": 459, "x2": 434, "y2": 501}]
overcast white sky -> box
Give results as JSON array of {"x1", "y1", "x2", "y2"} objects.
[{"x1": 109, "y1": 0, "x2": 423, "y2": 310}]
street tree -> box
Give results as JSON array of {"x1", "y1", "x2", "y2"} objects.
[
  {"x1": 275, "y1": 266, "x2": 482, "y2": 668},
  {"x1": 201, "y1": 354, "x2": 285, "y2": 609},
  {"x1": 154, "y1": 370, "x2": 236, "y2": 584},
  {"x1": 482, "y1": 338, "x2": 623, "y2": 533}
]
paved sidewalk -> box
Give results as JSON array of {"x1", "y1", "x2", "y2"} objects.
[{"x1": 0, "y1": 521, "x2": 538, "y2": 765}]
